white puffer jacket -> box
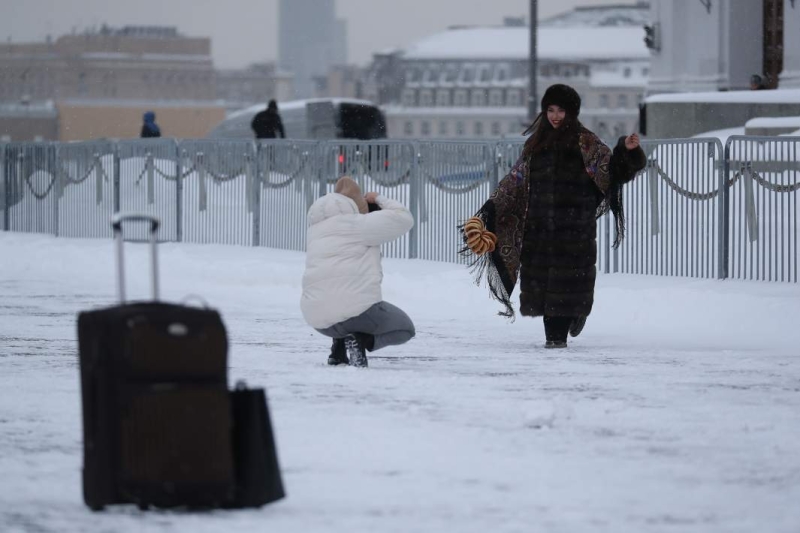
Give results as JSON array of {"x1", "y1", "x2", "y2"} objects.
[{"x1": 300, "y1": 192, "x2": 414, "y2": 329}]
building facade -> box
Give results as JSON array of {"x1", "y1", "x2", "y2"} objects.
[
  {"x1": 646, "y1": 0, "x2": 800, "y2": 94},
  {"x1": 0, "y1": 26, "x2": 216, "y2": 103},
  {"x1": 216, "y1": 63, "x2": 294, "y2": 113},
  {"x1": 278, "y1": 0, "x2": 347, "y2": 99},
  {"x1": 363, "y1": 3, "x2": 651, "y2": 141},
  {"x1": 0, "y1": 25, "x2": 227, "y2": 141}
]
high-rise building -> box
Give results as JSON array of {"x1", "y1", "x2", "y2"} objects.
[
  {"x1": 278, "y1": 0, "x2": 340, "y2": 98},
  {"x1": 334, "y1": 19, "x2": 349, "y2": 67}
]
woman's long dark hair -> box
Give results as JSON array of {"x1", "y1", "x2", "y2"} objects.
[{"x1": 521, "y1": 109, "x2": 584, "y2": 161}]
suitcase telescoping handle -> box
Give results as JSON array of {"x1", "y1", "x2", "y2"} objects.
[{"x1": 111, "y1": 213, "x2": 160, "y2": 303}]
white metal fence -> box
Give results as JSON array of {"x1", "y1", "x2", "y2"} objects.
[{"x1": 2, "y1": 137, "x2": 798, "y2": 282}]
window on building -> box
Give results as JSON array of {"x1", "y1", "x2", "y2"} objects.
[
  {"x1": 405, "y1": 67, "x2": 421, "y2": 84},
  {"x1": 471, "y1": 90, "x2": 486, "y2": 107},
  {"x1": 443, "y1": 63, "x2": 459, "y2": 84},
  {"x1": 461, "y1": 65, "x2": 476, "y2": 84},
  {"x1": 623, "y1": 67, "x2": 632, "y2": 78},
  {"x1": 509, "y1": 121, "x2": 520, "y2": 134},
  {"x1": 78, "y1": 72, "x2": 87, "y2": 96},
  {"x1": 404, "y1": 121, "x2": 414, "y2": 136},
  {"x1": 614, "y1": 123, "x2": 627, "y2": 138},
  {"x1": 420, "y1": 90, "x2": 434, "y2": 106},
  {"x1": 436, "y1": 90, "x2": 450, "y2": 106},
  {"x1": 439, "y1": 121, "x2": 448, "y2": 136},
  {"x1": 599, "y1": 94, "x2": 609, "y2": 108},
  {"x1": 642, "y1": 67, "x2": 650, "y2": 76},
  {"x1": 402, "y1": 89, "x2": 416, "y2": 106},
  {"x1": 617, "y1": 94, "x2": 629, "y2": 108},
  {"x1": 478, "y1": 64, "x2": 493, "y2": 83},
  {"x1": 597, "y1": 121, "x2": 609, "y2": 139},
  {"x1": 507, "y1": 90, "x2": 521, "y2": 106},
  {"x1": 456, "y1": 121, "x2": 466, "y2": 136},
  {"x1": 489, "y1": 89, "x2": 504, "y2": 106},
  {"x1": 474, "y1": 122, "x2": 484, "y2": 136},
  {"x1": 454, "y1": 89, "x2": 469, "y2": 106},
  {"x1": 495, "y1": 64, "x2": 509, "y2": 82},
  {"x1": 421, "y1": 121, "x2": 431, "y2": 136},
  {"x1": 422, "y1": 66, "x2": 438, "y2": 85},
  {"x1": 491, "y1": 122, "x2": 501, "y2": 136}
]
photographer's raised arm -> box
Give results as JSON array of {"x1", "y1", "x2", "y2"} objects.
[{"x1": 357, "y1": 195, "x2": 414, "y2": 246}]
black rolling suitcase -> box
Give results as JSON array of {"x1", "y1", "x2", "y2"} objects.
[{"x1": 77, "y1": 214, "x2": 235, "y2": 510}]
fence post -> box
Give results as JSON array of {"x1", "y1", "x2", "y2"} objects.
[
  {"x1": 647, "y1": 159, "x2": 660, "y2": 237},
  {"x1": 146, "y1": 151, "x2": 155, "y2": 205},
  {"x1": 113, "y1": 143, "x2": 121, "y2": 215},
  {"x1": 175, "y1": 141, "x2": 183, "y2": 243},
  {"x1": 0, "y1": 144, "x2": 6, "y2": 231},
  {"x1": 197, "y1": 152, "x2": 207, "y2": 212},
  {"x1": 93, "y1": 153, "x2": 103, "y2": 205},
  {"x1": 250, "y1": 144, "x2": 261, "y2": 247},
  {"x1": 604, "y1": 209, "x2": 611, "y2": 274},
  {"x1": 408, "y1": 142, "x2": 420, "y2": 259},
  {"x1": 742, "y1": 162, "x2": 758, "y2": 243},
  {"x1": 53, "y1": 144, "x2": 60, "y2": 237},
  {"x1": 718, "y1": 141, "x2": 731, "y2": 279}
]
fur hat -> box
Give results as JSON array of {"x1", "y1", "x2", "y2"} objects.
[
  {"x1": 334, "y1": 176, "x2": 368, "y2": 214},
  {"x1": 541, "y1": 84, "x2": 581, "y2": 117}
]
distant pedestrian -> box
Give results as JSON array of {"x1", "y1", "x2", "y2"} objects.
[
  {"x1": 251, "y1": 99, "x2": 286, "y2": 139},
  {"x1": 140, "y1": 111, "x2": 161, "y2": 138}
]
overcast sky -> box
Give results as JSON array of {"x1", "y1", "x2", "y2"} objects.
[{"x1": 0, "y1": 0, "x2": 636, "y2": 68}]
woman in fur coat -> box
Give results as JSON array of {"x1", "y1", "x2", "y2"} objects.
[{"x1": 461, "y1": 84, "x2": 646, "y2": 348}]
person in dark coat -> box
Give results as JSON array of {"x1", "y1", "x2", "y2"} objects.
[
  {"x1": 251, "y1": 99, "x2": 285, "y2": 139},
  {"x1": 460, "y1": 84, "x2": 646, "y2": 349},
  {"x1": 140, "y1": 111, "x2": 161, "y2": 138}
]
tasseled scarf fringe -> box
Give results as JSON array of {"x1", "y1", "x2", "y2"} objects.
[{"x1": 457, "y1": 206, "x2": 517, "y2": 320}]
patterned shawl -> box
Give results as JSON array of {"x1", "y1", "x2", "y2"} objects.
[{"x1": 459, "y1": 129, "x2": 626, "y2": 319}]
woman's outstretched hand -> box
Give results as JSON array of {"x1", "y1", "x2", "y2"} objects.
[{"x1": 624, "y1": 133, "x2": 640, "y2": 150}]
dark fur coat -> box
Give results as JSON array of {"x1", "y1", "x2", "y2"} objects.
[{"x1": 460, "y1": 130, "x2": 646, "y2": 319}]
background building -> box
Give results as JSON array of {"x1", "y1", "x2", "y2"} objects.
[
  {"x1": 643, "y1": 0, "x2": 800, "y2": 139},
  {"x1": 646, "y1": 0, "x2": 799, "y2": 93},
  {"x1": 278, "y1": 0, "x2": 347, "y2": 99},
  {"x1": 216, "y1": 63, "x2": 294, "y2": 114},
  {"x1": 362, "y1": 2, "x2": 651, "y2": 140},
  {"x1": 0, "y1": 25, "x2": 216, "y2": 102},
  {"x1": 0, "y1": 25, "x2": 225, "y2": 141}
]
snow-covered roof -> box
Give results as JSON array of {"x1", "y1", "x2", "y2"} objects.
[
  {"x1": 590, "y1": 68, "x2": 648, "y2": 88},
  {"x1": 383, "y1": 105, "x2": 526, "y2": 117},
  {"x1": 402, "y1": 26, "x2": 650, "y2": 61},
  {"x1": 541, "y1": 3, "x2": 651, "y2": 28},
  {"x1": 226, "y1": 98, "x2": 377, "y2": 121},
  {"x1": 646, "y1": 89, "x2": 800, "y2": 104},
  {"x1": 745, "y1": 116, "x2": 800, "y2": 128}
]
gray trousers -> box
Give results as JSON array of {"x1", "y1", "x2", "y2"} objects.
[{"x1": 316, "y1": 301, "x2": 415, "y2": 351}]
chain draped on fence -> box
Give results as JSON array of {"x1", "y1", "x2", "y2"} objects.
[{"x1": 1, "y1": 136, "x2": 798, "y2": 282}]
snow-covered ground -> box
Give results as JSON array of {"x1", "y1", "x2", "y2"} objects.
[{"x1": 1, "y1": 232, "x2": 799, "y2": 533}]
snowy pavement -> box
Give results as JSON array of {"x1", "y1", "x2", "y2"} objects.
[{"x1": 1, "y1": 232, "x2": 799, "y2": 533}]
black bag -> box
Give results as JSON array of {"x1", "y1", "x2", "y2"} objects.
[
  {"x1": 227, "y1": 381, "x2": 286, "y2": 508},
  {"x1": 77, "y1": 214, "x2": 234, "y2": 510}
]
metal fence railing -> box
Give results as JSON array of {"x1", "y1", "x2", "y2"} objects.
[
  {"x1": 615, "y1": 138, "x2": 724, "y2": 279},
  {"x1": 725, "y1": 136, "x2": 800, "y2": 282},
  {"x1": 1, "y1": 137, "x2": 798, "y2": 283}
]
